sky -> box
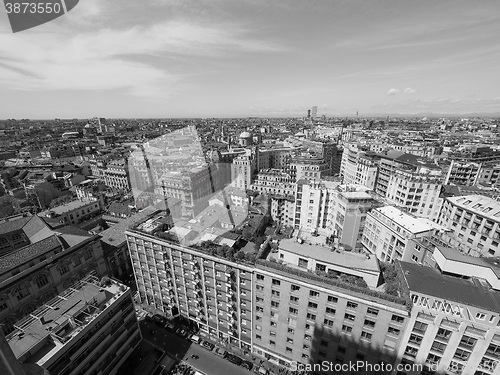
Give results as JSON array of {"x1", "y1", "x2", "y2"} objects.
[{"x1": 1, "y1": 0, "x2": 500, "y2": 118}]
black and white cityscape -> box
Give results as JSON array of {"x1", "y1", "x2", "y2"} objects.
[{"x1": 1, "y1": 1, "x2": 500, "y2": 375}]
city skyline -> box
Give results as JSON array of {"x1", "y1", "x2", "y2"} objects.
[{"x1": 1, "y1": 0, "x2": 500, "y2": 119}]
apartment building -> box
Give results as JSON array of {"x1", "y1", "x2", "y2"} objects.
[
  {"x1": 437, "y1": 195, "x2": 500, "y2": 257},
  {"x1": 126, "y1": 228, "x2": 256, "y2": 353},
  {"x1": 376, "y1": 151, "x2": 431, "y2": 198},
  {"x1": 251, "y1": 169, "x2": 296, "y2": 227},
  {"x1": 294, "y1": 180, "x2": 377, "y2": 250},
  {"x1": 231, "y1": 149, "x2": 256, "y2": 190},
  {"x1": 39, "y1": 196, "x2": 104, "y2": 226},
  {"x1": 444, "y1": 161, "x2": 481, "y2": 186},
  {"x1": 125, "y1": 216, "x2": 412, "y2": 373},
  {"x1": 477, "y1": 163, "x2": 500, "y2": 187},
  {"x1": 156, "y1": 164, "x2": 227, "y2": 218},
  {"x1": 270, "y1": 195, "x2": 295, "y2": 227},
  {"x1": 301, "y1": 139, "x2": 343, "y2": 176},
  {"x1": 251, "y1": 169, "x2": 295, "y2": 196},
  {"x1": 0, "y1": 215, "x2": 107, "y2": 334},
  {"x1": 386, "y1": 167, "x2": 443, "y2": 221},
  {"x1": 332, "y1": 186, "x2": 378, "y2": 250},
  {"x1": 340, "y1": 143, "x2": 379, "y2": 190},
  {"x1": 289, "y1": 154, "x2": 330, "y2": 182},
  {"x1": 397, "y1": 260, "x2": 500, "y2": 375},
  {"x1": 6, "y1": 275, "x2": 141, "y2": 375},
  {"x1": 253, "y1": 261, "x2": 409, "y2": 371},
  {"x1": 104, "y1": 158, "x2": 131, "y2": 191},
  {"x1": 258, "y1": 147, "x2": 294, "y2": 170},
  {"x1": 362, "y1": 206, "x2": 440, "y2": 263},
  {"x1": 295, "y1": 179, "x2": 338, "y2": 234},
  {"x1": 273, "y1": 237, "x2": 381, "y2": 288}
]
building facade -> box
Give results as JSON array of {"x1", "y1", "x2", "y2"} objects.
[
  {"x1": 437, "y1": 195, "x2": 500, "y2": 257},
  {"x1": 0, "y1": 215, "x2": 107, "y2": 334},
  {"x1": 397, "y1": 260, "x2": 500, "y2": 375},
  {"x1": 386, "y1": 168, "x2": 443, "y2": 221},
  {"x1": 6, "y1": 275, "x2": 141, "y2": 375},
  {"x1": 362, "y1": 206, "x2": 439, "y2": 263},
  {"x1": 125, "y1": 224, "x2": 411, "y2": 374}
]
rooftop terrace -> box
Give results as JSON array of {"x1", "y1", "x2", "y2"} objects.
[{"x1": 7, "y1": 275, "x2": 128, "y2": 365}]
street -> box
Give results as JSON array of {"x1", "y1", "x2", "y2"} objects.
[{"x1": 139, "y1": 320, "x2": 254, "y2": 375}]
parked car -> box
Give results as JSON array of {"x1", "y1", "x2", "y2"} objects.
[
  {"x1": 145, "y1": 313, "x2": 154, "y2": 322},
  {"x1": 226, "y1": 353, "x2": 242, "y2": 366},
  {"x1": 242, "y1": 361, "x2": 253, "y2": 370},
  {"x1": 214, "y1": 346, "x2": 226, "y2": 357},
  {"x1": 164, "y1": 322, "x2": 175, "y2": 331},
  {"x1": 175, "y1": 327, "x2": 188, "y2": 337},
  {"x1": 201, "y1": 340, "x2": 215, "y2": 351},
  {"x1": 152, "y1": 314, "x2": 164, "y2": 325},
  {"x1": 189, "y1": 334, "x2": 201, "y2": 344},
  {"x1": 253, "y1": 366, "x2": 269, "y2": 375}
]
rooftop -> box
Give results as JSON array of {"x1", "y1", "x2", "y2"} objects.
[
  {"x1": 7, "y1": 275, "x2": 128, "y2": 365},
  {"x1": 278, "y1": 237, "x2": 379, "y2": 273},
  {"x1": 447, "y1": 195, "x2": 500, "y2": 221},
  {"x1": 39, "y1": 198, "x2": 100, "y2": 217},
  {"x1": 0, "y1": 235, "x2": 62, "y2": 274},
  {"x1": 399, "y1": 261, "x2": 500, "y2": 313},
  {"x1": 100, "y1": 206, "x2": 160, "y2": 248},
  {"x1": 375, "y1": 206, "x2": 439, "y2": 234}
]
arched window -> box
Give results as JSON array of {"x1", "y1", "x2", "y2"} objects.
[
  {"x1": 83, "y1": 249, "x2": 93, "y2": 260},
  {"x1": 57, "y1": 264, "x2": 70, "y2": 275},
  {"x1": 2, "y1": 318, "x2": 16, "y2": 335},
  {"x1": 72, "y1": 256, "x2": 81, "y2": 267},
  {"x1": 35, "y1": 274, "x2": 49, "y2": 289},
  {"x1": 14, "y1": 285, "x2": 30, "y2": 301}
]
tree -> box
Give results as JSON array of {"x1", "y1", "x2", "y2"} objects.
[
  {"x1": 235, "y1": 250, "x2": 246, "y2": 260},
  {"x1": 0, "y1": 197, "x2": 16, "y2": 218}
]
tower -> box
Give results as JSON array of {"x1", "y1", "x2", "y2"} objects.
[{"x1": 311, "y1": 106, "x2": 318, "y2": 118}]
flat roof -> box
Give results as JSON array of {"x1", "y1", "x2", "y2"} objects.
[
  {"x1": 279, "y1": 238, "x2": 379, "y2": 273},
  {"x1": 7, "y1": 275, "x2": 127, "y2": 365},
  {"x1": 340, "y1": 190, "x2": 373, "y2": 200},
  {"x1": 100, "y1": 206, "x2": 160, "y2": 247},
  {"x1": 399, "y1": 261, "x2": 500, "y2": 312},
  {"x1": 436, "y1": 246, "x2": 500, "y2": 278},
  {"x1": 39, "y1": 198, "x2": 99, "y2": 216},
  {"x1": 447, "y1": 195, "x2": 500, "y2": 221},
  {"x1": 376, "y1": 206, "x2": 438, "y2": 234}
]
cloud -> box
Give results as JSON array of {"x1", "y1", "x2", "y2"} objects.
[
  {"x1": 387, "y1": 88, "x2": 417, "y2": 96},
  {"x1": 387, "y1": 88, "x2": 400, "y2": 96},
  {"x1": 404, "y1": 87, "x2": 417, "y2": 94},
  {"x1": 0, "y1": 19, "x2": 285, "y2": 98},
  {"x1": 368, "y1": 96, "x2": 500, "y2": 114}
]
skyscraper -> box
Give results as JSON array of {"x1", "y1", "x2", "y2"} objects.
[{"x1": 311, "y1": 106, "x2": 318, "y2": 118}]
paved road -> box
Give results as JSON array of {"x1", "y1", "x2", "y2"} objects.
[{"x1": 139, "y1": 320, "x2": 252, "y2": 375}]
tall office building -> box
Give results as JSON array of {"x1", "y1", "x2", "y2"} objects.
[{"x1": 311, "y1": 106, "x2": 318, "y2": 118}]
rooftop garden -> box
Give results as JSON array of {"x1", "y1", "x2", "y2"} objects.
[{"x1": 256, "y1": 258, "x2": 412, "y2": 310}]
